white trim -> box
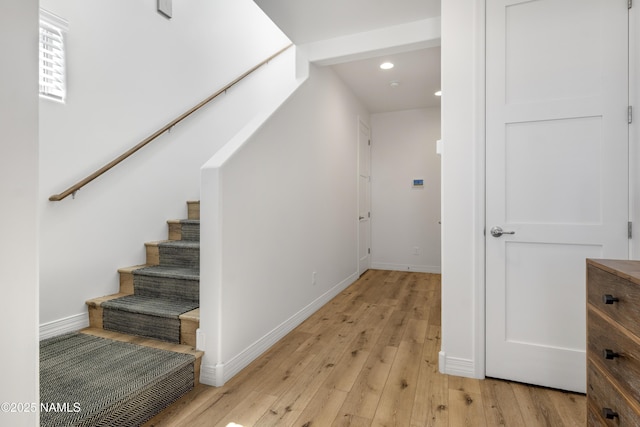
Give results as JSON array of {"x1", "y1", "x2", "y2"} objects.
[
  {"x1": 39, "y1": 313, "x2": 89, "y2": 340},
  {"x1": 371, "y1": 263, "x2": 441, "y2": 274},
  {"x1": 199, "y1": 363, "x2": 225, "y2": 387},
  {"x1": 200, "y1": 272, "x2": 358, "y2": 386},
  {"x1": 474, "y1": 0, "x2": 487, "y2": 380},
  {"x1": 302, "y1": 18, "x2": 441, "y2": 66},
  {"x1": 438, "y1": 351, "x2": 478, "y2": 378},
  {"x1": 39, "y1": 8, "x2": 68, "y2": 31}
]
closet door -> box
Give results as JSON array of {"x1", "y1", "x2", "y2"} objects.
[{"x1": 485, "y1": 0, "x2": 629, "y2": 392}]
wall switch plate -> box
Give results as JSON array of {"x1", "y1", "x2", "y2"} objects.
[{"x1": 158, "y1": 0, "x2": 172, "y2": 18}]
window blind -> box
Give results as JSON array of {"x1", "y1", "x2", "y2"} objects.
[{"x1": 39, "y1": 19, "x2": 66, "y2": 102}]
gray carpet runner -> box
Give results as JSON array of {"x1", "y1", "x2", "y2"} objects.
[
  {"x1": 102, "y1": 295, "x2": 198, "y2": 342},
  {"x1": 132, "y1": 266, "x2": 199, "y2": 302},
  {"x1": 101, "y1": 215, "x2": 199, "y2": 343},
  {"x1": 157, "y1": 240, "x2": 199, "y2": 268},
  {"x1": 40, "y1": 332, "x2": 195, "y2": 427},
  {"x1": 176, "y1": 219, "x2": 199, "y2": 241}
]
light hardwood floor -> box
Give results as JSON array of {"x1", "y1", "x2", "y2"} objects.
[{"x1": 144, "y1": 270, "x2": 586, "y2": 427}]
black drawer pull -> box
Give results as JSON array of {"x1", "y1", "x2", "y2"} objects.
[
  {"x1": 603, "y1": 294, "x2": 620, "y2": 304},
  {"x1": 603, "y1": 349, "x2": 620, "y2": 360},
  {"x1": 603, "y1": 407, "x2": 619, "y2": 419}
]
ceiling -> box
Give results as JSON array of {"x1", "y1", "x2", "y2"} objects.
[
  {"x1": 254, "y1": 0, "x2": 441, "y2": 114},
  {"x1": 331, "y1": 47, "x2": 441, "y2": 113}
]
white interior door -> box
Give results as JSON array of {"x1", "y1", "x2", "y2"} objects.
[
  {"x1": 358, "y1": 119, "x2": 371, "y2": 276},
  {"x1": 485, "y1": 0, "x2": 629, "y2": 393}
]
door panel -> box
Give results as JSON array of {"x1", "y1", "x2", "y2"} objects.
[
  {"x1": 485, "y1": 0, "x2": 629, "y2": 393},
  {"x1": 358, "y1": 120, "x2": 371, "y2": 275}
]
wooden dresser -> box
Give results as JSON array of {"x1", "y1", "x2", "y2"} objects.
[{"x1": 587, "y1": 259, "x2": 640, "y2": 426}]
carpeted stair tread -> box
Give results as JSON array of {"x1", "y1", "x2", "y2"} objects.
[
  {"x1": 134, "y1": 265, "x2": 199, "y2": 280},
  {"x1": 101, "y1": 294, "x2": 198, "y2": 319},
  {"x1": 157, "y1": 240, "x2": 200, "y2": 249},
  {"x1": 40, "y1": 332, "x2": 195, "y2": 427}
]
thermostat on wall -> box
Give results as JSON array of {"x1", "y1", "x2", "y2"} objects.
[{"x1": 412, "y1": 179, "x2": 424, "y2": 188}]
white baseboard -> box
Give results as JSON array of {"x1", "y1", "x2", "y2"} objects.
[
  {"x1": 371, "y1": 262, "x2": 441, "y2": 274},
  {"x1": 40, "y1": 313, "x2": 89, "y2": 340},
  {"x1": 439, "y1": 350, "x2": 479, "y2": 378},
  {"x1": 200, "y1": 363, "x2": 226, "y2": 387},
  {"x1": 200, "y1": 272, "x2": 358, "y2": 386}
]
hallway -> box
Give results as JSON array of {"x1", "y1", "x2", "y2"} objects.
[{"x1": 145, "y1": 270, "x2": 585, "y2": 426}]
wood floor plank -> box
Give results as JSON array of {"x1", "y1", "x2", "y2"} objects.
[
  {"x1": 411, "y1": 325, "x2": 448, "y2": 427},
  {"x1": 511, "y1": 381, "x2": 568, "y2": 427},
  {"x1": 335, "y1": 345, "x2": 397, "y2": 421},
  {"x1": 292, "y1": 386, "x2": 348, "y2": 427},
  {"x1": 448, "y1": 388, "x2": 488, "y2": 427},
  {"x1": 371, "y1": 340, "x2": 423, "y2": 427},
  {"x1": 144, "y1": 270, "x2": 587, "y2": 427},
  {"x1": 479, "y1": 378, "x2": 527, "y2": 426},
  {"x1": 545, "y1": 388, "x2": 586, "y2": 427},
  {"x1": 212, "y1": 391, "x2": 277, "y2": 427}
]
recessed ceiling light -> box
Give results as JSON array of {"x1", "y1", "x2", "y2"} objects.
[
  {"x1": 380, "y1": 62, "x2": 394, "y2": 70},
  {"x1": 434, "y1": 90, "x2": 442, "y2": 96}
]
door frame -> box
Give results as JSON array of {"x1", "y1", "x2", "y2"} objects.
[{"x1": 357, "y1": 116, "x2": 371, "y2": 276}]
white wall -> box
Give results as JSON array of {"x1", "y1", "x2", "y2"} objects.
[
  {"x1": 200, "y1": 63, "x2": 369, "y2": 385},
  {"x1": 0, "y1": 0, "x2": 39, "y2": 425},
  {"x1": 439, "y1": 0, "x2": 485, "y2": 378},
  {"x1": 38, "y1": 0, "x2": 295, "y2": 330},
  {"x1": 370, "y1": 108, "x2": 441, "y2": 273}
]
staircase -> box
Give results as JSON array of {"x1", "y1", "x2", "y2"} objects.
[
  {"x1": 86, "y1": 200, "x2": 201, "y2": 347},
  {"x1": 40, "y1": 201, "x2": 202, "y2": 427}
]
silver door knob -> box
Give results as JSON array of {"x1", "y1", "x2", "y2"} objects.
[{"x1": 490, "y1": 226, "x2": 515, "y2": 237}]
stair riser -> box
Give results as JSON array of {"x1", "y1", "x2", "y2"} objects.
[
  {"x1": 180, "y1": 317, "x2": 198, "y2": 348},
  {"x1": 168, "y1": 222, "x2": 200, "y2": 241},
  {"x1": 146, "y1": 244, "x2": 200, "y2": 268},
  {"x1": 187, "y1": 201, "x2": 200, "y2": 220},
  {"x1": 88, "y1": 305, "x2": 104, "y2": 329},
  {"x1": 89, "y1": 306, "x2": 199, "y2": 347},
  {"x1": 103, "y1": 310, "x2": 180, "y2": 344},
  {"x1": 133, "y1": 275, "x2": 199, "y2": 303}
]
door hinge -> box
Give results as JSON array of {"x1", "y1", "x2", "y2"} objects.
[
  {"x1": 368, "y1": 212, "x2": 371, "y2": 218},
  {"x1": 368, "y1": 139, "x2": 371, "y2": 146},
  {"x1": 629, "y1": 106, "x2": 633, "y2": 124},
  {"x1": 629, "y1": 0, "x2": 633, "y2": 9},
  {"x1": 368, "y1": 248, "x2": 371, "y2": 254},
  {"x1": 629, "y1": 221, "x2": 633, "y2": 239}
]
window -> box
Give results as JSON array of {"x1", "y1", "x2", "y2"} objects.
[{"x1": 39, "y1": 10, "x2": 68, "y2": 102}]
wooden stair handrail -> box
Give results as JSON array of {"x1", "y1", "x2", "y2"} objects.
[{"x1": 49, "y1": 44, "x2": 294, "y2": 202}]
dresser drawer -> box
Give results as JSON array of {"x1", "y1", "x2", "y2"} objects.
[
  {"x1": 587, "y1": 306, "x2": 640, "y2": 404},
  {"x1": 587, "y1": 363, "x2": 640, "y2": 426},
  {"x1": 587, "y1": 264, "x2": 640, "y2": 337}
]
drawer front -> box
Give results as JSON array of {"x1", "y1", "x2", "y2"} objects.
[
  {"x1": 587, "y1": 264, "x2": 640, "y2": 337},
  {"x1": 587, "y1": 363, "x2": 640, "y2": 427},
  {"x1": 588, "y1": 307, "x2": 640, "y2": 403}
]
